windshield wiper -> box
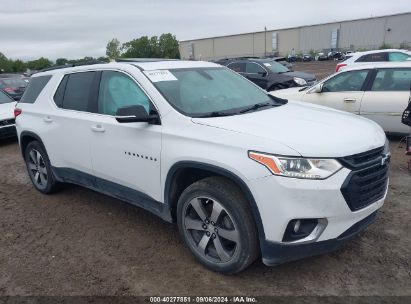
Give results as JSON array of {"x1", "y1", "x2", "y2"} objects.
[
  {"x1": 239, "y1": 102, "x2": 275, "y2": 114},
  {"x1": 196, "y1": 111, "x2": 236, "y2": 118}
]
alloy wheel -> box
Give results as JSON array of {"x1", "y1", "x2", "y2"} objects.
[
  {"x1": 27, "y1": 149, "x2": 48, "y2": 189},
  {"x1": 183, "y1": 196, "x2": 240, "y2": 263}
]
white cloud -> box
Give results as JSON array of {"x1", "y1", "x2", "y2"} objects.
[{"x1": 0, "y1": 0, "x2": 410, "y2": 60}]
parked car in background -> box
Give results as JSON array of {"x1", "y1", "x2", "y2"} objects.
[
  {"x1": 0, "y1": 76, "x2": 27, "y2": 100},
  {"x1": 336, "y1": 49, "x2": 411, "y2": 72},
  {"x1": 287, "y1": 54, "x2": 302, "y2": 62},
  {"x1": 0, "y1": 90, "x2": 17, "y2": 139},
  {"x1": 219, "y1": 58, "x2": 316, "y2": 91},
  {"x1": 271, "y1": 61, "x2": 411, "y2": 134},
  {"x1": 15, "y1": 59, "x2": 389, "y2": 273},
  {"x1": 315, "y1": 52, "x2": 327, "y2": 61},
  {"x1": 302, "y1": 54, "x2": 312, "y2": 61},
  {"x1": 328, "y1": 51, "x2": 344, "y2": 60},
  {"x1": 270, "y1": 56, "x2": 293, "y2": 70}
]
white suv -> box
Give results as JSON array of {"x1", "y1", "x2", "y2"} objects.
[
  {"x1": 15, "y1": 59, "x2": 390, "y2": 274},
  {"x1": 336, "y1": 49, "x2": 411, "y2": 72}
]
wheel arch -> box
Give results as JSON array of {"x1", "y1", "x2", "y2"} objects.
[
  {"x1": 20, "y1": 131, "x2": 46, "y2": 160},
  {"x1": 164, "y1": 161, "x2": 266, "y2": 242}
]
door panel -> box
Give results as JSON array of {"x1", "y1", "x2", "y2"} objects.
[
  {"x1": 303, "y1": 91, "x2": 364, "y2": 114},
  {"x1": 89, "y1": 70, "x2": 162, "y2": 201},
  {"x1": 360, "y1": 91, "x2": 410, "y2": 133}
]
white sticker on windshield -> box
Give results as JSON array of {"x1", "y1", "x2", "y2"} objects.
[
  {"x1": 263, "y1": 63, "x2": 271, "y2": 67},
  {"x1": 143, "y1": 70, "x2": 177, "y2": 82}
]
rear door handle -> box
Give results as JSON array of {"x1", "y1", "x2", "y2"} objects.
[
  {"x1": 43, "y1": 116, "x2": 53, "y2": 123},
  {"x1": 343, "y1": 98, "x2": 357, "y2": 103},
  {"x1": 91, "y1": 124, "x2": 105, "y2": 133}
]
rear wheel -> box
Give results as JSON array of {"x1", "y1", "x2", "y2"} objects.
[
  {"x1": 177, "y1": 177, "x2": 258, "y2": 274},
  {"x1": 25, "y1": 141, "x2": 59, "y2": 194}
]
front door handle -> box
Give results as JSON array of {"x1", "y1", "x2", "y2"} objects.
[
  {"x1": 43, "y1": 116, "x2": 53, "y2": 123},
  {"x1": 91, "y1": 124, "x2": 105, "y2": 133},
  {"x1": 343, "y1": 98, "x2": 357, "y2": 103}
]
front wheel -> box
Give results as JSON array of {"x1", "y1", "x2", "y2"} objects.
[{"x1": 177, "y1": 177, "x2": 259, "y2": 274}]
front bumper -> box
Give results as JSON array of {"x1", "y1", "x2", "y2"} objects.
[
  {"x1": 248, "y1": 166, "x2": 387, "y2": 263},
  {"x1": 261, "y1": 211, "x2": 378, "y2": 265}
]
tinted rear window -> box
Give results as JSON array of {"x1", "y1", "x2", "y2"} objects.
[
  {"x1": 19, "y1": 75, "x2": 51, "y2": 104},
  {"x1": 0, "y1": 90, "x2": 13, "y2": 104},
  {"x1": 61, "y1": 72, "x2": 95, "y2": 111}
]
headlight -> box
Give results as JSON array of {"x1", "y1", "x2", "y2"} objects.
[
  {"x1": 249, "y1": 151, "x2": 342, "y2": 179},
  {"x1": 293, "y1": 77, "x2": 307, "y2": 86}
]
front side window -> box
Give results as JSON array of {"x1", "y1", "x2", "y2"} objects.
[
  {"x1": 322, "y1": 70, "x2": 369, "y2": 92},
  {"x1": 62, "y1": 72, "x2": 96, "y2": 111},
  {"x1": 98, "y1": 71, "x2": 150, "y2": 116},
  {"x1": 151, "y1": 67, "x2": 284, "y2": 117},
  {"x1": 0, "y1": 90, "x2": 13, "y2": 104},
  {"x1": 246, "y1": 63, "x2": 266, "y2": 74},
  {"x1": 371, "y1": 68, "x2": 411, "y2": 91},
  {"x1": 388, "y1": 52, "x2": 410, "y2": 62}
]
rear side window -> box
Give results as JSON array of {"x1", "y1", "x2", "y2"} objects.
[
  {"x1": 227, "y1": 62, "x2": 246, "y2": 73},
  {"x1": 19, "y1": 75, "x2": 51, "y2": 104},
  {"x1": 246, "y1": 63, "x2": 265, "y2": 74},
  {"x1": 356, "y1": 52, "x2": 387, "y2": 62},
  {"x1": 388, "y1": 52, "x2": 410, "y2": 62},
  {"x1": 0, "y1": 90, "x2": 13, "y2": 104},
  {"x1": 371, "y1": 68, "x2": 411, "y2": 91},
  {"x1": 56, "y1": 72, "x2": 96, "y2": 111}
]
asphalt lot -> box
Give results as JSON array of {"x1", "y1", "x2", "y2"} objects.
[{"x1": 0, "y1": 61, "x2": 410, "y2": 298}]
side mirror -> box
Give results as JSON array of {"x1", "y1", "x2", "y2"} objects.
[
  {"x1": 115, "y1": 105, "x2": 159, "y2": 124},
  {"x1": 258, "y1": 71, "x2": 267, "y2": 77},
  {"x1": 310, "y1": 83, "x2": 323, "y2": 93}
]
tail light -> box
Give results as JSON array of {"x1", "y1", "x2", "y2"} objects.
[
  {"x1": 4, "y1": 87, "x2": 15, "y2": 93},
  {"x1": 14, "y1": 108, "x2": 22, "y2": 118},
  {"x1": 336, "y1": 63, "x2": 347, "y2": 72}
]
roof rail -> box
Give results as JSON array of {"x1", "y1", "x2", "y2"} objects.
[
  {"x1": 37, "y1": 60, "x2": 107, "y2": 73},
  {"x1": 115, "y1": 58, "x2": 179, "y2": 63}
]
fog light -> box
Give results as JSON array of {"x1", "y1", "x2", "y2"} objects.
[{"x1": 282, "y1": 219, "x2": 319, "y2": 242}]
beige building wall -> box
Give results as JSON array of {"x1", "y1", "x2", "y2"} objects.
[{"x1": 179, "y1": 12, "x2": 411, "y2": 60}]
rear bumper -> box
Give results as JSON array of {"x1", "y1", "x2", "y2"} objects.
[
  {"x1": 0, "y1": 125, "x2": 16, "y2": 138},
  {"x1": 261, "y1": 211, "x2": 378, "y2": 266}
]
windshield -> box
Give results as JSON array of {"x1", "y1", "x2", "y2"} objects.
[
  {"x1": 262, "y1": 61, "x2": 290, "y2": 73},
  {"x1": 0, "y1": 90, "x2": 13, "y2": 104},
  {"x1": 149, "y1": 67, "x2": 286, "y2": 117}
]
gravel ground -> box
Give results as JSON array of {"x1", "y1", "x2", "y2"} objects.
[{"x1": 0, "y1": 61, "x2": 410, "y2": 299}]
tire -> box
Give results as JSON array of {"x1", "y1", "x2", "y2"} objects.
[
  {"x1": 177, "y1": 176, "x2": 259, "y2": 274},
  {"x1": 24, "y1": 141, "x2": 59, "y2": 194}
]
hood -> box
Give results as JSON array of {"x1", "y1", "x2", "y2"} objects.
[
  {"x1": 0, "y1": 102, "x2": 16, "y2": 121},
  {"x1": 192, "y1": 101, "x2": 386, "y2": 158},
  {"x1": 283, "y1": 71, "x2": 316, "y2": 81},
  {"x1": 269, "y1": 87, "x2": 306, "y2": 97}
]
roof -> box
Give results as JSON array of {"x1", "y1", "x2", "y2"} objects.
[
  {"x1": 32, "y1": 60, "x2": 221, "y2": 77},
  {"x1": 341, "y1": 61, "x2": 411, "y2": 71},
  {"x1": 349, "y1": 49, "x2": 411, "y2": 57}
]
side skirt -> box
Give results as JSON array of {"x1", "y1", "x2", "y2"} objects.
[{"x1": 52, "y1": 167, "x2": 173, "y2": 222}]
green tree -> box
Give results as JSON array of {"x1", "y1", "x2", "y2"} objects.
[
  {"x1": 11, "y1": 59, "x2": 26, "y2": 72},
  {"x1": 158, "y1": 33, "x2": 180, "y2": 59},
  {"x1": 106, "y1": 38, "x2": 121, "y2": 59},
  {"x1": 121, "y1": 33, "x2": 180, "y2": 59},
  {"x1": 56, "y1": 58, "x2": 69, "y2": 66},
  {"x1": 27, "y1": 57, "x2": 53, "y2": 70}
]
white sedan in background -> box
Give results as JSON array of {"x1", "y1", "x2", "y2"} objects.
[{"x1": 271, "y1": 62, "x2": 411, "y2": 134}]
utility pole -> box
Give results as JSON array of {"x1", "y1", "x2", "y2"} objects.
[{"x1": 264, "y1": 26, "x2": 267, "y2": 57}]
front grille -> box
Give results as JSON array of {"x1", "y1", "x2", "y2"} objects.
[
  {"x1": 0, "y1": 118, "x2": 15, "y2": 127},
  {"x1": 339, "y1": 146, "x2": 384, "y2": 170},
  {"x1": 341, "y1": 163, "x2": 388, "y2": 211},
  {"x1": 339, "y1": 146, "x2": 389, "y2": 211}
]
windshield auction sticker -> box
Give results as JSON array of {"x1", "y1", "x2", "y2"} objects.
[{"x1": 144, "y1": 70, "x2": 178, "y2": 82}]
